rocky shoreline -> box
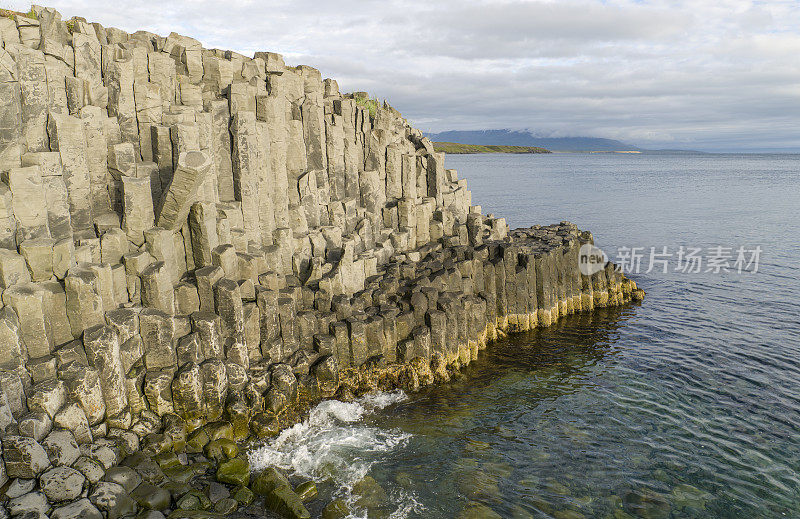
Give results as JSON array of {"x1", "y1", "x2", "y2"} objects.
[
  {"x1": 1, "y1": 220, "x2": 642, "y2": 519},
  {"x1": 0, "y1": 5, "x2": 642, "y2": 519}
]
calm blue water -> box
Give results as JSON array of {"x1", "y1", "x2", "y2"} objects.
[{"x1": 252, "y1": 153, "x2": 800, "y2": 518}]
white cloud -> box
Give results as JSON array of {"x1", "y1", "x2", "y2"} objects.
[{"x1": 7, "y1": 0, "x2": 800, "y2": 150}]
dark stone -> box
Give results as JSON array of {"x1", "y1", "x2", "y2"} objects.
[
  {"x1": 131, "y1": 482, "x2": 171, "y2": 511},
  {"x1": 103, "y1": 466, "x2": 143, "y2": 494}
]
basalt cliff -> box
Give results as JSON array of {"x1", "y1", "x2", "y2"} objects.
[{"x1": 0, "y1": 6, "x2": 643, "y2": 519}]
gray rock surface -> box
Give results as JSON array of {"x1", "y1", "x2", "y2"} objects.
[
  {"x1": 88, "y1": 481, "x2": 137, "y2": 519},
  {"x1": 41, "y1": 429, "x2": 80, "y2": 466},
  {"x1": 50, "y1": 498, "x2": 104, "y2": 519},
  {"x1": 40, "y1": 465, "x2": 86, "y2": 502},
  {"x1": 3, "y1": 436, "x2": 51, "y2": 478}
]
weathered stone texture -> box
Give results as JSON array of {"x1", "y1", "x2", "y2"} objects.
[{"x1": 0, "y1": 8, "x2": 645, "y2": 493}]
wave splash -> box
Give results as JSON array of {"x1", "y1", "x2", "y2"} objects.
[{"x1": 248, "y1": 390, "x2": 422, "y2": 518}]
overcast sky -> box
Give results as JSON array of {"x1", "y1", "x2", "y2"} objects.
[{"x1": 10, "y1": 0, "x2": 800, "y2": 151}]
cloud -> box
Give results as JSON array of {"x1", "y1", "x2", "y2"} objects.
[{"x1": 7, "y1": 0, "x2": 800, "y2": 150}]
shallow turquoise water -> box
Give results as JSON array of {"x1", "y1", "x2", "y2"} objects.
[{"x1": 251, "y1": 153, "x2": 800, "y2": 518}]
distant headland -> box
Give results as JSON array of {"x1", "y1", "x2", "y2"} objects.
[
  {"x1": 426, "y1": 129, "x2": 643, "y2": 153},
  {"x1": 432, "y1": 142, "x2": 551, "y2": 154}
]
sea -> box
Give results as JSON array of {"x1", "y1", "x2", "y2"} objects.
[{"x1": 248, "y1": 152, "x2": 800, "y2": 518}]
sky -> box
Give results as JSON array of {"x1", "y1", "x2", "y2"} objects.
[{"x1": 9, "y1": 0, "x2": 800, "y2": 151}]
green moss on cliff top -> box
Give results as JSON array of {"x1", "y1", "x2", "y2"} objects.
[
  {"x1": 354, "y1": 92, "x2": 379, "y2": 120},
  {"x1": 1, "y1": 7, "x2": 37, "y2": 19}
]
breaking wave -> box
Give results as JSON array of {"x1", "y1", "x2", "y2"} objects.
[{"x1": 248, "y1": 390, "x2": 423, "y2": 518}]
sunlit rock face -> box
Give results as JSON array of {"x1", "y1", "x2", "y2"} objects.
[{"x1": 0, "y1": 4, "x2": 642, "y2": 514}]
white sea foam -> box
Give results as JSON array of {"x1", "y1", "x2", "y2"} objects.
[{"x1": 248, "y1": 390, "x2": 422, "y2": 518}]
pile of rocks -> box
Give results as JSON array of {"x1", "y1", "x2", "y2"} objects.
[
  {"x1": 0, "y1": 414, "x2": 320, "y2": 519},
  {"x1": 0, "y1": 5, "x2": 643, "y2": 518}
]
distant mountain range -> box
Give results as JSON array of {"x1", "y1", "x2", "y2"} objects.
[{"x1": 425, "y1": 130, "x2": 642, "y2": 152}]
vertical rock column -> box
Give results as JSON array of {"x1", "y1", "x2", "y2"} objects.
[
  {"x1": 231, "y1": 112, "x2": 260, "y2": 246},
  {"x1": 47, "y1": 113, "x2": 93, "y2": 234},
  {"x1": 83, "y1": 325, "x2": 128, "y2": 422}
]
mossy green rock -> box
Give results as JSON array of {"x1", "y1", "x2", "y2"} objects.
[
  {"x1": 231, "y1": 486, "x2": 255, "y2": 507},
  {"x1": 230, "y1": 414, "x2": 250, "y2": 442},
  {"x1": 249, "y1": 413, "x2": 281, "y2": 439},
  {"x1": 164, "y1": 465, "x2": 199, "y2": 484},
  {"x1": 321, "y1": 499, "x2": 350, "y2": 519},
  {"x1": 294, "y1": 480, "x2": 318, "y2": 502},
  {"x1": 216, "y1": 457, "x2": 250, "y2": 487},
  {"x1": 205, "y1": 421, "x2": 234, "y2": 442},
  {"x1": 213, "y1": 498, "x2": 238, "y2": 514},
  {"x1": 264, "y1": 485, "x2": 311, "y2": 519},
  {"x1": 132, "y1": 458, "x2": 167, "y2": 486},
  {"x1": 177, "y1": 490, "x2": 212, "y2": 511},
  {"x1": 251, "y1": 467, "x2": 290, "y2": 495},
  {"x1": 204, "y1": 439, "x2": 238, "y2": 461},
  {"x1": 154, "y1": 451, "x2": 182, "y2": 470},
  {"x1": 177, "y1": 493, "x2": 201, "y2": 511},
  {"x1": 131, "y1": 482, "x2": 172, "y2": 511},
  {"x1": 186, "y1": 428, "x2": 210, "y2": 453},
  {"x1": 163, "y1": 481, "x2": 193, "y2": 499},
  {"x1": 143, "y1": 433, "x2": 174, "y2": 456}
]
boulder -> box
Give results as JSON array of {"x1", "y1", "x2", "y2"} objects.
[
  {"x1": 27, "y1": 379, "x2": 67, "y2": 418},
  {"x1": 251, "y1": 467, "x2": 290, "y2": 496},
  {"x1": 312, "y1": 355, "x2": 338, "y2": 397},
  {"x1": 4, "y1": 478, "x2": 37, "y2": 499},
  {"x1": 53, "y1": 403, "x2": 93, "y2": 444},
  {"x1": 230, "y1": 486, "x2": 254, "y2": 507},
  {"x1": 102, "y1": 466, "x2": 142, "y2": 493},
  {"x1": 73, "y1": 455, "x2": 105, "y2": 484},
  {"x1": 215, "y1": 457, "x2": 249, "y2": 487},
  {"x1": 41, "y1": 429, "x2": 80, "y2": 466},
  {"x1": 249, "y1": 413, "x2": 280, "y2": 439},
  {"x1": 2, "y1": 435, "x2": 51, "y2": 478},
  {"x1": 294, "y1": 481, "x2": 317, "y2": 502},
  {"x1": 212, "y1": 497, "x2": 237, "y2": 514},
  {"x1": 88, "y1": 481, "x2": 138, "y2": 519},
  {"x1": 40, "y1": 466, "x2": 86, "y2": 502},
  {"x1": 321, "y1": 499, "x2": 350, "y2": 519},
  {"x1": 264, "y1": 485, "x2": 310, "y2": 519},
  {"x1": 51, "y1": 498, "x2": 104, "y2": 519},
  {"x1": 7, "y1": 491, "x2": 49, "y2": 518},
  {"x1": 17, "y1": 410, "x2": 53, "y2": 441},
  {"x1": 130, "y1": 482, "x2": 171, "y2": 511}
]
